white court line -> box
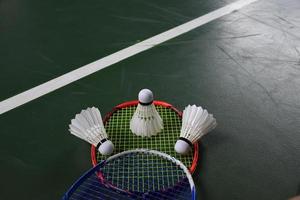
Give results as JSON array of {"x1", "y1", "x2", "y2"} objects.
[{"x1": 0, "y1": 0, "x2": 258, "y2": 115}]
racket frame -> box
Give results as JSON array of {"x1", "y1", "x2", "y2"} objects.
[
  {"x1": 65, "y1": 149, "x2": 196, "y2": 200},
  {"x1": 91, "y1": 100, "x2": 199, "y2": 173}
]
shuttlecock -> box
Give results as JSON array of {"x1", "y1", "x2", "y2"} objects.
[
  {"x1": 69, "y1": 107, "x2": 114, "y2": 155},
  {"x1": 175, "y1": 105, "x2": 217, "y2": 154},
  {"x1": 130, "y1": 89, "x2": 163, "y2": 137}
]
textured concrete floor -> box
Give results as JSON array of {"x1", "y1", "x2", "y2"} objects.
[{"x1": 0, "y1": 0, "x2": 299, "y2": 199}]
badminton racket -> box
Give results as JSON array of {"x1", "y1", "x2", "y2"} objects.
[
  {"x1": 63, "y1": 149, "x2": 196, "y2": 200},
  {"x1": 91, "y1": 100, "x2": 199, "y2": 173}
]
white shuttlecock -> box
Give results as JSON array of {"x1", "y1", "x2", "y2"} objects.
[
  {"x1": 175, "y1": 105, "x2": 217, "y2": 154},
  {"x1": 130, "y1": 89, "x2": 163, "y2": 137},
  {"x1": 69, "y1": 107, "x2": 114, "y2": 155}
]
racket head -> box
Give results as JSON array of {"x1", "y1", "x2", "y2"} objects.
[
  {"x1": 64, "y1": 149, "x2": 196, "y2": 200},
  {"x1": 91, "y1": 100, "x2": 199, "y2": 173}
]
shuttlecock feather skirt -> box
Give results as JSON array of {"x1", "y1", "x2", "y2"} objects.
[{"x1": 130, "y1": 104, "x2": 163, "y2": 137}]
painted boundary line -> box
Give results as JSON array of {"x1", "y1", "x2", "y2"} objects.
[{"x1": 0, "y1": 0, "x2": 258, "y2": 115}]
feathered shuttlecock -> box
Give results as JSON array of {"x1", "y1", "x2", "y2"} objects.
[
  {"x1": 175, "y1": 105, "x2": 217, "y2": 154},
  {"x1": 130, "y1": 89, "x2": 163, "y2": 137},
  {"x1": 69, "y1": 107, "x2": 114, "y2": 155}
]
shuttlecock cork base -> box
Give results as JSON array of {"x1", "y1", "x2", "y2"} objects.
[
  {"x1": 130, "y1": 89, "x2": 164, "y2": 137},
  {"x1": 175, "y1": 137, "x2": 194, "y2": 155},
  {"x1": 69, "y1": 107, "x2": 114, "y2": 156},
  {"x1": 175, "y1": 105, "x2": 217, "y2": 155},
  {"x1": 96, "y1": 139, "x2": 114, "y2": 156}
]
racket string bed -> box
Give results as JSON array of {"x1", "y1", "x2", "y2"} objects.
[
  {"x1": 67, "y1": 174, "x2": 134, "y2": 200},
  {"x1": 95, "y1": 105, "x2": 195, "y2": 169},
  {"x1": 102, "y1": 151, "x2": 194, "y2": 199}
]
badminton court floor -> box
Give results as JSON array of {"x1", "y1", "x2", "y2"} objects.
[{"x1": 0, "y1": 0, "x2": 299, "y2": 199}]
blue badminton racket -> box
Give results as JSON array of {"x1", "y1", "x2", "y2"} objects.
[{"x1": 63, "y1": 149, "x2": 196, "y2": 200}]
